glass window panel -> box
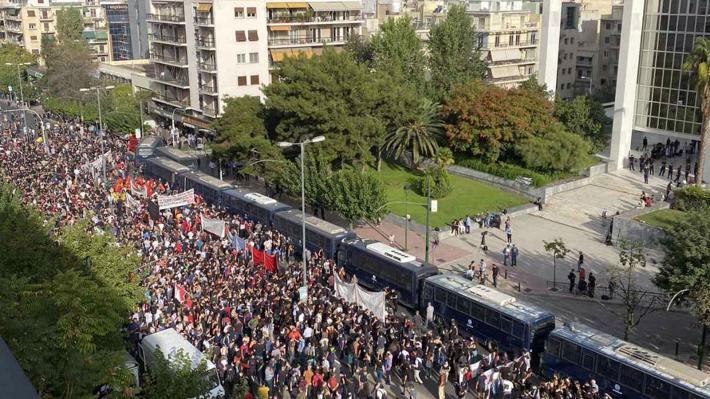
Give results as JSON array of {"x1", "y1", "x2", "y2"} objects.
[
  {"x1": 456, "y1": 295, "x2": 470, "y2": 314},
  {"x1": 670, "y1": 385, "x2": 690, "y2": 399},
  {"x1": 669, "y1": 16, "x2": 678, "y2": 31},
  {"x1": 435, "y1": 288, "x2": 446, "y2": 302},
  {"x1": 581, "y1": 349, "x2": 596, "y2": 371},
  {"x1": 485, "y1": 309, "x2": 500, "y2": 329},
  {"x1": 561, "y1": 341, "x2": 581, "y2": 364},
  {"x1": 500, "y1": 316, "x2": 513, "y2": 335},
  {"x1": 546, "y1": 338, "x2": 561, "y2": 357},
  {"x1": 469, "y1": 303, "x2": 485, "y2": 321},
  {"x1": 620, "y1": 364, "x2": 645, "y2": 393},
  {"x1": 447, "y1": 291, "x2": 457, "y2": 307},
  {"x1": 645, "y1": 376, "x2": 671, "y2": 399},
  {"x1": 513, "y1": 322, "x2": 525, "y2": 339},
  {"x1": 596, "y1": 356, "x2": 620, "y2": 380}
]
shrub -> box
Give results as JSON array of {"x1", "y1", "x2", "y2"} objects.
[
  {"x1": 673, "y1": 186, "x2": 710, "y2": 210},
  {"x1": 418, "y1": 166, "x2": 452, "y2": 198},
  {"x1": 513, "y1": 123, "x2": 592, "y2": 173},
  {"x1": 456, "y1": 158, "x2": 573, "y2": 187}
]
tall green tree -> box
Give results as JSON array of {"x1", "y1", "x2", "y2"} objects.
[
  {"x1": 344, "y1": 34, "x2": 374, "y2": 66},
  {"x1": 0, "y1": 44, "x2": 36, "y2": 99},
  {"x1": 682, "y1": 37, "x2": 710, "y2": 183},
  {"x1": 370, "y1": 17, "x2": 426, "y2": 92},
  {"x1": 543, "y1": 238, "x2": 569, "y2": 291},
  {"x1": 277, "y1": 151, "x2": 335, "y2": 219},
  {"x1": 513, "y1": 122, "x2": 592, "y2": 172},
  {"x1": 263, "y1": 49, "x2": 385, "y2": 168},
  {"x1": 427, "y1": 5, "x2": 486, "y2": 99},
  {"x1": 142, "y1": 348, "x2": 212, "y2": 399},
  {"x1": 328, "y1": 168, "x2": 388, "y2": 229},
  {"x1": 655, "y1": 208, "x2": 710, "y2": 369},
  {"x1": 383, "y1": 98, "x2": 443, "y2": 168},
  {"x1": 55, "y1": 7, "x2": 84, "y2": 42},
  {"x1": 554, "y1": 96, "x2": 611, "y2": 152}
]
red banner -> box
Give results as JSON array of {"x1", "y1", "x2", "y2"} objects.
[
  {"x1": 264, "y1": 253, "x2": 277, "y2": 273},
  {"x1": 252, "y1": 248, "x2": 264, "y2": 265},
  {"x1": 175, "y1": 284, "x2": 187, "y2": 303}
]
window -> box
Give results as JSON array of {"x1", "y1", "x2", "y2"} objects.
[
  {"x1": 484, "y1": 309, "x2": 500, "y2": 329},
  {"x1": 41, "y1": 11, "x2": 48, "y2": 19},
  {"x1": 512, "y1": 322, "x2": 525, "y2": 339},
  {"x1": 234, "y1": 7, "x2": 244, "y2": 17},
  {"x1": 248, "y1": 30, "x2": 258, "y2": 41},
  {"x1": 43, "y1": 22, "x2": 49, "y2": 31},
  {"x1": 563, "y1": 53, "x2": 567, "y2": 60},
  {"x1": 446, "y1": 291, "x2": 457, "y2": 307},
  {"x1": 644, "y1": 377, "x2": 671, "y2": 399},
  {"x1": 620, "y1": 364, "x2": 645, "y2": 393},
  {"x1": 500, "y1": 316, "x2": 513, "y2": 335},
  {"x1": 581, "y1": 349, "x2": 596, "y2": 371},
  {"x1": 564, "y1": 37, "x2": 568, "y2": 45},
  {"x1": 605, "y1": 23, "x2": 611, "y2": 30},
  {"x1": 469, "y1": 303, "x2": 484, "y2": 321},
  {"x1": 570, "y1": 37, "x2": 575, "y2": 44},
  {"x1": 27, "y1": 10, "x2": 35, "y2": 17},
  {"x1": 238, "y1": 76, "x2": 247, "y2": 86},
  {"x1": 247, "y1": 7, "x2": 256, "y2": 17},
  {"x1": 30, "y1": 35, "x2": 37, "y2": 40},
  {"x1": 249, "y1": 52, "x2": 259, "y2": 63},
  {"x1": 236, "y1": 53, "x2": 245, "y2": 63},
  {"x1": 28, "y1": 23, "x2": 36, "y2": 29},
  {"x1": 456, "y1": 296, "x2": 469, "y2": 314},
  {"x1": 435, "y1": 288, "x2": 447, "y2": 302},
  {"x1": 32, "y1": 49, "x2": 40, "y2": 54},
  {"x1": 605, "y1": 37, "x2": 610, "y2": 44},
  {"x1": 546, "y1": 338, "x2": 561, "y2": 357},
  {"x1": 236, "y1": 31, "x2": 247, "y2": 42},
  {"x1": 596, "y1": 356, "x2": 620, "y2": 380},
  {"x1": 561, "y1": 341, "x2": 581, "y2": 364},
  {"x1": 250, "y1": 75, "x2": 259, "y2": 85}
]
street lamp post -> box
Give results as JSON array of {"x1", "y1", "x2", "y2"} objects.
[
  {"x1": 424, "y1": 176, "x2": 431, "y2": 265},
  {"x1": 0, "y1": 108, "x2": 47, "y2": 150},
  {"x1": 278, "y1": 136, "x2": 326, "y2": 301},
  {"x1": 80, "y1": 85, "x2": 115, "y2": 181},
  {"x1": 6, "y1": 62, "x2": 32, "y2": 140},
  {"x1": 666, "y1": 288, "x2": 708, "y2": 370},
  {"x1": 403, "y1": 185, "x2": 409, "y2": 251}
]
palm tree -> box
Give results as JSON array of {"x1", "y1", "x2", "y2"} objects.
[
  {"x1": 682, "y1": 38, "x2": 710, "y2": 184},
  {"x1": 383, "y1": 99, "x2": 443, "y2": 168}
]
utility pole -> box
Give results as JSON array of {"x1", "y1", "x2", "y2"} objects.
[
  {"x1": 80, "y1": 85, "x2": 115, "y2": 181},
  {"x1": 424, "y1": 176, "x2": 431, "y2": 265}
]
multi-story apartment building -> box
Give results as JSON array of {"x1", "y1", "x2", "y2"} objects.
[
  {"x1": 598, "y1": 3, "x2": 622, "y2": 98},
  {"x1": 0, "y1": 0, "x2": 110, "y2": 61},
  {"x1": 466, "y1": 0, "x2": 541, "y2": 89},
  {"x1": 147, "y1": 0, "x2": 364, "y2": 124}
]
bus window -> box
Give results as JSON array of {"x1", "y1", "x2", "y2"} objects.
[
  {"x1": 512, "y1": 321, "x2": 525, "y2": 339},
  {"x1": 670, "y1": 387, "x2": 690, "y2": 399},
  {"x1": 620, "y1": 364, "x2": 645, "y2": 393},
  {"x1": 500, "y1": 316, "x2": 513, "y2": 335},
  {"x1": 447, "y1": 291, "x2": 457, "y2": 308},
  {"x1": 581, "y1": 349, "x2": 596, "y2": 371},
  {"x1": 435, "y1": 288, "x2": 447, "y2": 303},
  {"x1": 596, "y1": 356, "x2": 620, "y2": 380},
  {"x1": 561, "y1": 341, "x2": 581, "y2": 365},
  {"x1": 546, "y1": 337, "x2": 561, "y2": 357},
  {"x1": 644, "y1": 376, "x2": 671, "y2": 399},
  {"x1": 422, "y1": 286, "x2": 433, "y2": 304},
  {"x1": 469, "y1": 303, "x2": 485, "y2": 321},
  {"x1": 456, "y1": 295, "x2": 470, "y2": 314},
  {"x1": 485, "y1": 309, "x2": 501, "y2": 329}
]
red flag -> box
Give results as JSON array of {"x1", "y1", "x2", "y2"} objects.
[
  {"x1": 264, "y1": 253, "x2": 277, "y2": 273},
  {"x1": 175, "y1": 284, "x2": 187, "y2": 303},
  {"x1": 252, "y1": 248, "x2": 264, "y2": 265}
]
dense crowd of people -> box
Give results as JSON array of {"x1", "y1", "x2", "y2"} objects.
[{"x1": 0, "y1": 112, "x2": 609, "y2": 399}]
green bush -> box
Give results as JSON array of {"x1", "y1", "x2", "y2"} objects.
[
  {"x1": 456, "y1": 158, "x2": 573, "y2": 187},
  {"x1": 513, "y1": 124, "x2": 592, "y2": 173},
  {"x1": 673, "y1": 186, "x2": 710, "y2": 210},
  {"x1": 418, "y1": 166, "x2": 452, "y2": 198}
]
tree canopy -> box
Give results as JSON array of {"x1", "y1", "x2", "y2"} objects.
[
  {"x1": 0, "y1": 44, "x2": 37, "y2": 99},
  {"x1": 554, "y1": 96, "x2": 611, "y2": 152},
  {"x1": 370, "y1": 16, "x2": 426, "y2": 92}
]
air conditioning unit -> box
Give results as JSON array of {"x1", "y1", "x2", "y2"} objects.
[
  {"x1": 366, "y1": 242, "x2": 416, "y2": 263},
  {"x1": 245, "y1": 192, "x2": 277, "y2": 205}
]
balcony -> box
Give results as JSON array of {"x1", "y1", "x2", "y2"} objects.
[
  {"x1": 4, "y1": 14, "x2": 21, "y2": 21},
  {"x1": 146, "y1": 13, "x2": 185, "y2": 23},
  {"x1": 150, "y1": 53, "x2": 188, "y2": 67},
  {"x1": 199, "y1": 83, "x2": 218, "y2": 95},
  {"x1": 5, "y1": 25, "x2": 22, "y2": 34},
  {"x1": 268, "y1": 35, "x2": 350, "y2": 47},
  {"x1": 481, "y1": 39, "x2": 538, "y2": 50},
  {"x1": 194, "y1": 16, "x2": 213, "y2": 26},
  {"x1": 202, "y1": 104, "x2": 217, "y2": 117},
  {"x1": 198, "y1": 61, "x2": 217, "y2": 72},
  {"x1": 148, "y1": 33, "x2": 187, "y2": 44},
  {"x1": 155, "y1": 74, "x2": 190, "y2": 88},
  {"x1": 154, "y1": 94, "x2": 190, "y2": 107},
  {"x1": 196, "y1": 36, "x2": 215, "y2": 48},
  {"x1": 267, "y1": 15, "x2": 363, "y2": 24}
]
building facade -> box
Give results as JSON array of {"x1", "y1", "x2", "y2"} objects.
[
  {"x1": 598, "y1": 3, "x2": 622, "y2": 99},
  {"x1": 103, "y1": 1, "x2": 132, "y2": 60},
  {"x1": 466, "y1": 0, "x2": 541, "y2": 89},
  {"x1": 610, "y1": 0, "x2": 710, "y2": 181},
  {"x1": 146, "y1": 0, "x2": 364, "y2": 124}
]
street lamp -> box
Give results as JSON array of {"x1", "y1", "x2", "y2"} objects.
[
  {"x1": 170, "y1": 106, "x2": 198, "y2": 147},
  {"x1": 6, "y1": 62, "x2": 32, "y2": 139},
  {"x1": 277, "y1": 135, "x2": 326, "y2": 301},
  {"x1": 0, "y1": 108, "x2": 48, "y2": 151},
  {"x1": 666, "y1": 288, "x2": 707, "y2": 370},
  {"x1": 80, "y1": 85, "x2": 115, "y2": 180}
]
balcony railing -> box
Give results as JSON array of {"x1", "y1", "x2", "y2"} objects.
[
  {"x1": 154, "y1": 94, "x2": 190, "y2": 107},
  {"x1": 150, "y1": 53, "x2": 188, "y2": 65},
  {"x1": 268, "y1": 35, "x2": 350, "y2": 46},
  {"x1": 146, "y1": 13, "x2": 185, "y2": 23},
  {"x1": 155, "y1": 74, "x2": 189, "y2": 86},
  {"x1": 198, "y1": 61, "x2": 217, "y2": 71},
  {"x1": 196, "y1": 37, "x2": 215, "y2": 47},
  {"x1": 148, "y1": 33, "x2": 187, "y2": 43},
  {"x1": 202, "y1": 105, "x2": 217, "y2": 117},
  {"x1": 194, "y1": 16, "x2": 213, "y2": 25},
  {"x1": 199, "y1": 84, "x2": 218, "y2": 94},
  {"x1": 482, "y1": 39, "x2": 538, "y2": 49},
  {"x1": 267, "y1": 14, "x2": 362, "y2": 24}
]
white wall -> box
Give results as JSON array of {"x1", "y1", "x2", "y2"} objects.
[{"x1": 538, "y1": 0, "x2": 560, "y2": 94}]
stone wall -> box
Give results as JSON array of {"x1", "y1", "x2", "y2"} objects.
[{"x1": 610, "y1": 203, "x2": 669, "y2": 249}]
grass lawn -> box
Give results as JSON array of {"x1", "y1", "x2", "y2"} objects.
[
  {"x1": 635, "y1": 209, "x2": 685, "y2": 231},
  {"x1": 378, "y1": 162, "x2": 528, "y2": 228}
]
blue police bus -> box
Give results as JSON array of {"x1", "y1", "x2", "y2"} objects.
[
  {"x1": 337, "y1": 239, "x2": 438, "y2": 308},
  {"x1": 222, "y1": 189, "x2": 291, "y2": 226},
  {"x1": 180, "y1": 171, "x2": 233, "y2": 205},
  {"x1": 144, "y1": 157, "x2": 191, "y2": 189},
  {"x1": 542, "y1": 323, "x2": 710, "y2": 399},
  {"x1": 136, "y1": 135, "x2": 163, "y2": 164},
  {"x1": 155, "y1": 146, "x2": 199, "y2": 169},
  {"x1": 272, "y1": 209, "x2": 355, "y2": 259},
  {"x1": 421, "y1": 274, "x2": 555, "y2": 359}
]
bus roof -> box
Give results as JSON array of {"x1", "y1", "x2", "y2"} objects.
[
  {"x1": 552, "y1": 323, "x2": 710, "y2": 391},
  {"x1": 147, "y1": 156, "x2": 191, "y2": 173},
  {"x1": 223, "y1": 189, "x2": 291, "y2": 211},
  {"x1": 156, "y1": 146, "x2": 199, "y2": 162},
  {"x1": 138, "y1": 135, "x2": 162, "y2": 147},
  {"x1": 141, "y1": 328, "x2": 215, "y2": 371},
  {"x1": 276, "y1": 210, "x2": 350, "y2": 237},
  {"x1": 183, "y1": 171, "x2": 233, "y2": 191},
  {"x1": 427, "y1": 274, "x2": 553, "y2": 323},
  {"x1": 345, "y1": 238, "x2": 438, "y2": 272}
]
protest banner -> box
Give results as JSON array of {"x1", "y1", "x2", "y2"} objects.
[
  {"x1": 252, "y1": 248, "x2": 264, "y2": 265},
  {"x1": 201, "y1": 216, "x2": 226, "y2": 238},
  {"x1": 264, "y1": 253, "x2": 277, "y2": 272},
  {"x1": 157, "y1": 189, "x2": 195, "y2": 210}
]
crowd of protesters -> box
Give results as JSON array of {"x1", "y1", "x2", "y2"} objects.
[{"x1": 0, "y1": 113, "x2": 609, "y2": 399}]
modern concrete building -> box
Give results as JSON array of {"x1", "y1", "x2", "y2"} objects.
[
  {"x1": 598, "y1": 3, "x2": 622, "y2": 99},
  {"x1": 610, "y1": 0, "x2": 710, "y2": 181},
  {"x1": 466, "y1": 0, "x2": 541, "y2": 89}
]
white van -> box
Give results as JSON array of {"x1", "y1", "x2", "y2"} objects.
[{"x1": 139, "y1": 329, "x2": 225, "y2": 398}]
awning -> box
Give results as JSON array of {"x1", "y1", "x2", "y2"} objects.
[
  {"x1": 490, "y1": 65, "x2": 521, "y2": 79},
  {"x1": 489, "y1": 48, "x2": 520, "y2": 62},
  {"x1": 291, "y1": 48, "x2": 313, "y2": 58},
  {"x1": 95, "y1": 30, "x2": 108, "y2": 40},
  {"x1": 309, "y1": 1, "x2": 345, "y2": 11},
  {"x1": 269, "y1": 25, "x2": 291, "y2": 31},
  {"x1": 287, "y1": 2, "x2": 308, "y2": 8},
  {"x1": 196, "y1": 3, "x2": 212, "y2": 12},
  {"x1": 341, "y1": 1, "x2": 362, "y2": 10},
  {"x1": 270, "y1": 49, "x2": 290, "y2": 62},
  {"x1": 266, "y1": 2, "x2": 289, "y2": 8},
  {"x1": 271, "y1": 48, "x2": 313, "y2": 62}
]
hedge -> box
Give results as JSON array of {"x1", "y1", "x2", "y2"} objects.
[
  {"x1": 456, "y1": 158, "x2": 574, "y2": 187},
  {"x1": 673, "y1": 186, "x2": 710, "y2": 210}
]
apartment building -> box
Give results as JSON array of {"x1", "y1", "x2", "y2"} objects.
[
  {"x1": 147, "y1": 0, "x2": 364, "y2": 125},
  {"x1": 598, "y1": 3, "x2": 621, "y2": 99},
  {"x1": 466, "y1": 0, "x2": 541, "y2": 89},
  {"x1": 0, "y1": 0, "x2": 110, "y2": 61}
]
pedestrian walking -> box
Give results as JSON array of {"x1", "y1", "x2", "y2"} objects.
[
  {"x1": 577, "y1": 251, "x2": 584, "y2": 272},
  {"x1": 568, "y1": 270, "x2": 576, "y2": 294},
  {"x1": 505, "y1": 225, "x2": 513, "y2": 244},
  {"x1": 511, "y1": 244, "x2": 519, "y2": 266},
  {"x1": 588, "y1": 272, "x2": 596, "y2": 298},
  {"x1": 492, "y1": 264, "x2": 499, "y2": 287}
]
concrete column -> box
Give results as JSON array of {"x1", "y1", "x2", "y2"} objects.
[
  {"x1": 609, "y1": 0, "x2": 644, "y2": 171},
  {"x1": 538, "y1": 0, "x2": 561, "y2": 94}
]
